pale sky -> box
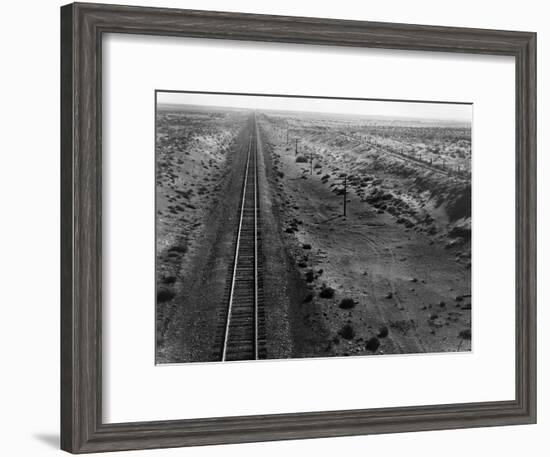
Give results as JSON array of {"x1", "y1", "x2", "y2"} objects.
[{"x1": 157, "y1": 91, "x2": 472, "y2": 124}]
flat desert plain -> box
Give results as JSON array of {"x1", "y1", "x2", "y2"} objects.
[{"x1": 156, "y1": 105, "x2": 471, "y2": 363}]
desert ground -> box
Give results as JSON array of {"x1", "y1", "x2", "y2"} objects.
[{"x1": 156, "y1": 105, "x2": 471, "y2": 363}]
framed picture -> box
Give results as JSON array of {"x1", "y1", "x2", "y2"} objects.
[{"x1": 60, "y1": 2, "x2": 536, "y2": 453}]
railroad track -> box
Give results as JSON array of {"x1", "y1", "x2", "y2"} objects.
[{"x1": 215, "y1": 117, "x2": 265, "y2": 361}]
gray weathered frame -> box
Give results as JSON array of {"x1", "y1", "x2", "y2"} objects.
[{"x1": 60, "y1": 2, "x2": 537, "y2": 453}]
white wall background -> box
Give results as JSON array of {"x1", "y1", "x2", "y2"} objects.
[{"x1": 0, "y1": 0, "x2": 546, "y2": 455}]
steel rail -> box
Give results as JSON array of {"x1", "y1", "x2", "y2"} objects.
[{"x1": 221, "y1": 134, "x2": 253, "y2": 361}]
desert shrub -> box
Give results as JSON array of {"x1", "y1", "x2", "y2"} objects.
[
  {"x1": 176, "y1": 189, "x2": 194, "y2": 199},
  {"x1": 302, "y1": 243, "x2": 312, "y2": 250},
  {"x1": 162, "y1": 276, "x2": 177, "y2": 284},
  {"x1": 319, "y1": 285, "x2": 335, "y2": 299},
  {"x1": 339, "y1": 298, "x2": 356, "y2": 309},
  {"x1": 389, "y1": 319, "x2": 416, "y2": 335},
  {"x1": 314, "y1": 163, "x2": 322, "y2": 169},
  {"x1": 295, "y1": 155, "x2": 308, "y2": 163},
  {"x1": 169, "y1": 245, "x2": 186, "y2": 254},
  {"x1": 338, "y1": 324, "x2": 355, "y2": 340},
  {"x1": 305, "y1": 270, "x2": 315, "y2": 283},
  {"x1": 459, "y1": 329, "x2": 471, "y2": 340},
  {"x1": 302, "y1": 293, "x2": 313, "y2": 303},
  {"x1": 377, "y1": 326, "x2": 389, "y2": 338},
  {"x1": 396, "y1": 217, "x2": 414, "y2": 228},
  {"x1": 366, "y1": 336, "x2": 380, "y2": 352},
  {"x1": 157, "y1": 289, "x2": 175, "y2": 303}
]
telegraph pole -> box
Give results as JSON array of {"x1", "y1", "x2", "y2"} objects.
[{"x1": 295, "y1": 138, "x2": 298, "y2": 155}]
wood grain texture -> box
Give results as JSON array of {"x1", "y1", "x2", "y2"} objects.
[{"x1": 60, "y1": 2, "x2": 537, "y2": 453}]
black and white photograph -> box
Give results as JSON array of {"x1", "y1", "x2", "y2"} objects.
[
  {"x1": 155, "y1": 91, "x2": 472, "y2": 364},
  {"x1": 1, "y1": 0, "x2": 540, "y2": 454}
]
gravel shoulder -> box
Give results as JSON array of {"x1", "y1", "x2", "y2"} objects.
[{"x1": 257, "y1": 120, "x2": 330, "y2": 359}]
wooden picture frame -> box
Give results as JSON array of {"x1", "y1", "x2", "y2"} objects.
[{"x1": 60, "y1": 2, "x2": 536, "y2": 453}]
